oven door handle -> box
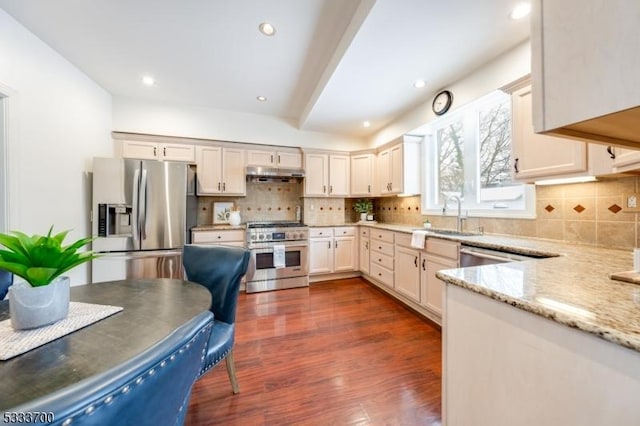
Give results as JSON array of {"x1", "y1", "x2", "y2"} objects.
[{"x1": 249, "y1": 243, "x2": 308, "y2": 251}]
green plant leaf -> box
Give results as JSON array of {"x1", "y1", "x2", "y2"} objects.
[
  {"x1": 0, "y1": 260, "x2": 29, "y2": 282},
  {"x1": 25, "y1": 267, "x2": 58, "y2": 287}
]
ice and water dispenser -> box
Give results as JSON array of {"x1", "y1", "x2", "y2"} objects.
[{"x1": 97, "y1": 204, "x2": 133, "y2": 237}]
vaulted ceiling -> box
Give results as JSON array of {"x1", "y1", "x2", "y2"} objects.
[{"x1": 0, "y1": 0, "x2": 530, "y2": 138}]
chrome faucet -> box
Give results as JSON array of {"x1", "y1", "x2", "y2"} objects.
[{"x1": 449, "y1": 195, "x2": 466, "y2": 232}]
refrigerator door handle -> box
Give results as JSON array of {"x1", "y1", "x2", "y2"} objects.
[
  {"x1": 139, "y1": 168, "x2": 148, "y2": 241},
  {"x1": 132, "y1": 168, "x2": 140, "y2": 242}
]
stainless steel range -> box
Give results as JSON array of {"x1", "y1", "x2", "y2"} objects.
[{"x1": 245, "y1": 221, "x2": 309, "y2": 293}]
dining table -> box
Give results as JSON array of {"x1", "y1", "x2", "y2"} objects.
[{"x1": 0, "y1": 278, "x2": 211, "y2": 411}]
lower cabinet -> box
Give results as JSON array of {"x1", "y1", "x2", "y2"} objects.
[
  {"x1": 309, "y1": 227, "x2": 357, "y2": 275},
  {"x1": 394, "y1": 245, "x2": 420, "y2": 303},
  {"x1": 421, "y1": 254, "x2": 457, "y2": 316},
  {"x1": 191, "y1": 229, "x2": 245, "y2": 247},
  {"x1": 359, "y1": 227, "x2": 370, "y2": 275},
  {"x1": 370, "y1": 229, "x2": 395, "y2": 288}
]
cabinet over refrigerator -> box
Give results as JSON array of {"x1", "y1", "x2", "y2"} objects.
[{"x1": 91, "y1": 157, "x2": 196, "y2": 282}]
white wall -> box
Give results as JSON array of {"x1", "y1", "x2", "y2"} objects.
[
  {"x1": 0, "y1": 9, "x2": 113, "y2": 285},
  {"x1": 368, "y1": 40, "x2": 532, "y2": 147},
  {"x1": 113, "y1": 96, "x2": 366, "y2": 151}
]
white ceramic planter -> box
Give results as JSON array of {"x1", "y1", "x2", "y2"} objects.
[
  {"x1": 360, "y1": 213, "x2": 367, "y2": 221},
  {"x1": 9, "y1": 276, "x2": 70, "y2": 330}
]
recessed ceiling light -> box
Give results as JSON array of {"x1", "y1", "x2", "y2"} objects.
[
  {"x1": 509, "y1": 3, "x2": 531, "y2": 20},
  {"x1": 256, "y1": 96, "x2": 267, "y2": 102},
  {"x1": 363, "y1": 121, "x2": 371, "y2": 128},
  {"x1": 259, "y1": 22, "x2": 276, "y2": 36},
  {"x1": 413, "y1": 80, "x2": 426, "y2": 88},
  {"x1": 141, "y1": 76, "x2": 155, "y2": 86}
]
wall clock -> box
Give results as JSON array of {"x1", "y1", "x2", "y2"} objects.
[{"x1": 432, "y1": 90, "x2": 453, "y2": 116}]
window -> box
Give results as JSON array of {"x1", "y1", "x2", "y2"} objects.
[{"x1": 422, "y1": 90, "x2": 534, "y2": 218}]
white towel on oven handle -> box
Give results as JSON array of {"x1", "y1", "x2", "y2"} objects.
[{"x1": 273, "y1": 245, "x2": 286, "y2": 269}]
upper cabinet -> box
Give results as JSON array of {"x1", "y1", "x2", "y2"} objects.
[
  {"x1": 121, "y1": 140, "x2": 195, "y2": 163},
  {"x1": 351, "y1": 153, "x2": 376, "y2": 197},
  {"x1": 304, "y1": 152, "x2": 350, "y2": 197},
  {"x1": 195, "y1": 146, "x2": 245, "y2": 196},
  {"x1": 511, "y1": 84, "x2": 613, "y2": 181},
  {"x1": 377, "y1": 139, "x2": 420, "y2": 196},
  {"x1": 246, "y1": 149, "x2": 302, "y2": 169},
  {"x1": 531, "y1": 0, "x2": 640, "y2": 148}
]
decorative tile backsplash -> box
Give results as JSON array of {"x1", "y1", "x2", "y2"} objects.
[
  {"x1": 197, "y1": 181, "x2": 303, "y2": 224},
  {"x1": 197, "y1": 176, "x2": 639, "y2": 250}
]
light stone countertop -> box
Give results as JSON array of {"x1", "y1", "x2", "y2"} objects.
[
  {"x1": 191, "y1": 224, "x2": 246, "y2": 231},
  {"x1": 357, "y1": 222, "x2": 640, "y2": 353}
]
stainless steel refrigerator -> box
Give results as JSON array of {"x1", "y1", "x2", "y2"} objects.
[{"x1": 91, "y1": 157, "x2": 197, "y2": 283}]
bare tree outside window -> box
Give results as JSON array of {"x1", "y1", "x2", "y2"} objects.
[
  {"x1": 479, "y1": 100, "x2": 512, "y2": 188},
  {"x1": 437, "y1": 120, "x2": 464, "y2": 202}
]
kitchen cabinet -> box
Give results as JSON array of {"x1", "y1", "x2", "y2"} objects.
[
  {"x1": 350, "y1": 153, "x2": 376, "y2": 196},
  {"x1": 303, "y1": 152, "x2": 350, "y2": 197},
  {"x1": 511, "y1": 85, "x2": 587, "y2": 180},
  {"x1": 121, "y1": 140, "x2": 195, "y2": 162},
  {"x1": 246, "y1": 149, "x2": 302, "y2": 169},
  {"x1": 611, "y1": 147, "x2": 640, "y2": 173},
  {"x1": 421, "y1": 238, "x2": 458, "y2": 317},
  {"x1": 308, "y1": 227, "x2": 357, "y2": 275},
  {"x1": 369, "y1": 229, "x2": 394, "y2": 288},
  {"x1": 531, "y1": 0, "x2": 640, "y2": 148},
  {"x1": 394, "y1": 243, "x2": 420, "y2": 303},
  {"x1": 359, "y1": 227, "x2": 370, "y2": 275},
  {"x1": 191, "y1": 229, "x2": 245, "y2": 247},
  {"x1": 195, "y1": 146, "x2": 245, "y2": 196},
  {"x1": 377, "y1": 139, "x2": 420, "y2": 195}
]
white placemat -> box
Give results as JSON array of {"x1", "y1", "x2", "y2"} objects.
[{"x1": 0, "y1": 302, "x2": 123, "y2": 360}]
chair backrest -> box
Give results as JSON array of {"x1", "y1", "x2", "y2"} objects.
[
  {"x1": 0, "y1": 269, "x2": 13, "y2": 300},
  {"x1": 182, "y1": 244, "x2": 250, "y2": 324},
  {"x1": 10, "y1": 311, "x2": 213, "y2": 426}
]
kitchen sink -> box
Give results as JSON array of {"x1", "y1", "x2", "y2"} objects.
[{"x1": 415, "y1": 228, "x2": 479, "y2": 237}]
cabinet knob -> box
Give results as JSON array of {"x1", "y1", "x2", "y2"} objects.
[
  {"x1": 163, "y1": 147, "x2": 166, "y2": 157},
  {"x1": 154, "y1": 147, "x2": 157, "y2": 156},
  {"x1": 514, "y1": 158, "x2": 519, "y2": 173},
  {"x1": 217, "y1": 236, "x2": 221, "y2": 239},
  {"x1": 422, "y1": 259, "x2": 426, "y2": 271},
  {"x1": 414, "y1": 256, "x2": 418, "y2": 267},
  {"x1": 607, "y1": 146, "x2": 616, "y2": 159}
]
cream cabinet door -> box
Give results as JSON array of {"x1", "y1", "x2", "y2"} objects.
[
  {"x1": 613, "y1": 148, "x2": 640, "y2": 169},
  {"x1": 351, "y1": 154, "x2": 375, "y2": 196},
  {"x1": 334, "y1": 236, "x2": 356, "y2": 272},
  {"x1": 221, "y1": 148, "x2": 246, "y2": 195},
  {"x1": 161, "y1": 144, "x2": 195, "y2": 162},
  {"x1": 512, "y1": 85, "x2": 587, "y2": 180},
  {"x1": 304, "y1": 153, "x2": 329, "y2": 196},
  {"x1": 329, "y1": 154, "x2": 350, "y2": 196},
  {"x1": 276, "y1": 152, "x2": 302, "y2": 168},
  {"x1": 195, "y1": 146, "x2": 223, "y2": 195},
  {"x1": 422, "y1": 255, "x2": 457, "y2": 316},
  {"x1": 389, "y1": 144, "x2": 404, "y2": 194},
  {"x1": 122, "y1": 140, "x2": 159, "y2": 160},
  {"x1": 394, "y1": 245, "x2": 420, "y2": 303},
  {"x1": 309, "y1": 237, "x2": 333, "y2": 274},
  {"x1": 359, "y1": 231, "x2": 370, "y2": 275},
  {"x1": 246, "y1": 149, "x2": 275, "y2": 167},
  {"x1": 378, "y1": 149, "x2": 392, "y2": 194}
]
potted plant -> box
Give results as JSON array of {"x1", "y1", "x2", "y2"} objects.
[
  {"x1": 354, "y1": 199, "x2": 373, "y2": 222},
  {"x1": 0, "y1": 226, "x2": 96, "y2": 330},
  {"x1": 423, "y1": 218, "x2": 432, "y2": 229}
]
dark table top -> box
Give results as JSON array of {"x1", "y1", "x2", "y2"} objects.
[{"x1": 0, "y1": 278, "x2": 210, "y2": 410}]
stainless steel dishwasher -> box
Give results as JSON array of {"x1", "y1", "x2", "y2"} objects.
[{"x1": 459, "y1": 245, "x2": 536, "y2": 267}]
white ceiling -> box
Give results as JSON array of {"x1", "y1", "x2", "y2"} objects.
[{"x1": 0, "y1": 0, "x2": 530, "y2": 138}]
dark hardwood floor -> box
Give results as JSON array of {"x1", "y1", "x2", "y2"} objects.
[{"x1": 185, "y1": 278, "x2": 442, "y2": 425}]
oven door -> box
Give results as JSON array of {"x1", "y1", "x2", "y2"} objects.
[{"x1": 247, "y1": 242, "x2": 308, "y2": 283}]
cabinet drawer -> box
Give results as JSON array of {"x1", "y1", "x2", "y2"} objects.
[
  {"x1": 360, "y1": 227, "x2": 370, "y2": 238},
  {"x1": 426, "y1": 238, "x2": 459, "y2": 261},
  {"x1": 370, "y1": 263, "x2": 394, "y2": 288},
  {"x1": 309, "y1": 228, "x2": 333, "y2": 238},
  {"x1": 334, "y1": 226, "x2": 355, "y2": 237},
  {"x1": 192, "y1": 230, "x2": 245, "y2": 244},
  {"x1": 394, "y1": 233, "x2": 413, "y2": 248},
  {"x1": 370, "y1": 240, "x2": 394, "y2": 257},
  {"x1": 371, "y1": 253, "x2": 394, "y2": 270},
  {"x1": 371, "y1": 229, "x2": 394, "y2": 243}
]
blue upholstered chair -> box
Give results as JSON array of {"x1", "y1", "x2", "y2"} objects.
[
  {"x1": 0, "y1": 269, "x2": 13, "y2": 300},
  {"x1": 182, "y1": 244, "x2": 250, "y2": 394},
  {"x1": 9, "y1": 311, "x2": 213, "y2": 426}
]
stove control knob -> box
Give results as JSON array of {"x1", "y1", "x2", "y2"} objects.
[
  {"x1": 250, "y1": 234, "x2": 256, "y2": 241},
  {"x1": 258, "y1": 234, "x2": 264, "y2": 240}
]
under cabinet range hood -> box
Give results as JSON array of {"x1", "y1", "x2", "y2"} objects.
[{"x1": 246, "y1": 166, "x2": 304, "y2": 182}]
